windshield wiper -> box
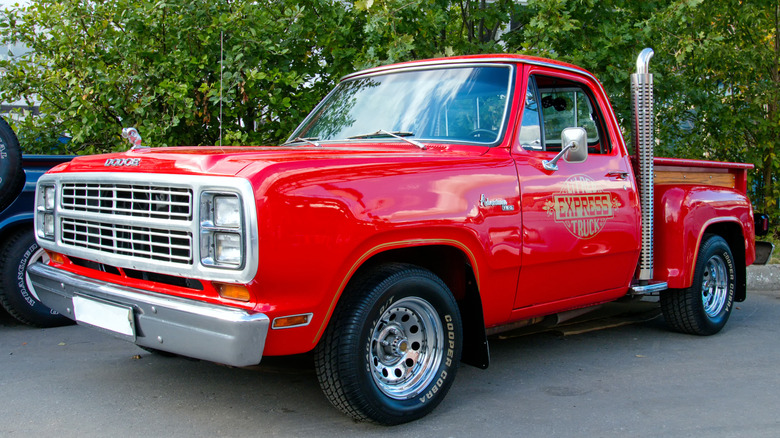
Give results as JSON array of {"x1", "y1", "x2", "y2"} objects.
[
  {"x1": 347, "y1": 130, "x2": 426, "y2": 150},
  {"x1": 283, "y1": 137, "x2": 321, "y2": 147}
]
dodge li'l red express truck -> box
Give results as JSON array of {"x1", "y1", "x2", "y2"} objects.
[{"x1": 29, "y1": 49, "x2": 772, "y2": 424}]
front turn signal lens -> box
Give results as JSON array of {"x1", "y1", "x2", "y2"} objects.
[
  {"x1": 215, "y1": 283, "x2": 251, "y2": 302},
  {"x1": 272, "y1": 313, "x2": 313, "y2": 329},
  {"x1": 48, "y1": 251, "x2": 67, "y2": 265}
]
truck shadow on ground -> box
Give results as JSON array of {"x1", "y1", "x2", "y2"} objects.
[{"x1": 93, "y1": 300, "x2": 671, "y2": 431}]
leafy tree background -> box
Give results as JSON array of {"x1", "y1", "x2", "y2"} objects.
[{"x1": 1, "y1": 0, "x2": 778, "y2": 234}]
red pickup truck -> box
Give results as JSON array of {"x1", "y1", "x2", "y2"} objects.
[{"x1": 28, "y1": 50, "x2": 771, "y2": 424}]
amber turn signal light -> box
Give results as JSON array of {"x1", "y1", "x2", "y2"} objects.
[
  {"x1": 214, "y1": 283, "x2": 251, "y2": 302},
  {"x1": 48, "y1": 251, "x2": 66, "y2": 264},
  {"x1": 272, "y1": 314, "x2": 312, "y2": 329}
]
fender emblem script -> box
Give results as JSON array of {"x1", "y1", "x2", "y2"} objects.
[
  {"x1": 104, "y1": 158, "x2": 141, "y2": 167},
  {"x1": 480, "y1": 194, "x2": 515, "y2": 211}
]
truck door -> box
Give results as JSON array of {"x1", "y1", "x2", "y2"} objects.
[{"x1": 512, "y1": 72, "x2": 640, "y2": 309}]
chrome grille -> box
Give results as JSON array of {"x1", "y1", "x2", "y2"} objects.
[
  {"x1": 36, "y1": 172, "x2": 258, "y2": 283},
  {"x1": 61, "y1": 182, "x2": 192, "y2": 221},
  {"x1": 61, "y1": 217, "x2": 192, "y2": 264}
]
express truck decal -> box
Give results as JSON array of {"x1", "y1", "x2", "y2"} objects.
[{"x1": 544, "y1": 174, "x2": 622, "y2": 239}]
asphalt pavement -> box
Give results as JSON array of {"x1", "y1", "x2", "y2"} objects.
[{"x1": 2, "y1": 277, "x2": 779, "y2": 437}]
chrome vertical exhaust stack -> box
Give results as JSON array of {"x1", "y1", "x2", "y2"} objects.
[{"x1": 632, "y1": 48, "x2": 655, "y2": 283}]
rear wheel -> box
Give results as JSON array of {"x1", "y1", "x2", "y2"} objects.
[
  {"x1": 0, "y1": 115, "x2": 24, "y2": 212},
  {"x1": 0, "y1": 229, "x2": 73, "y2": 327},
  {"x1": 314, "y1": 263, "x2": 462, "y2": 425},
  {"x1": 660, "y1": 234, "x2": 735, "y2": 335}
]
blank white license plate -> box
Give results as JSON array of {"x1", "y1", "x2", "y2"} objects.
[{"x1": 73, "y1": 296, "x2": 135, "y2": 338}]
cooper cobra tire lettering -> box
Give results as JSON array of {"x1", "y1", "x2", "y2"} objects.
[
  {"x1": 660, "y1": 234, "x2": 736, "y2": 336},
  {"x1": 315, "y1": 263, "x2": 462, "y2": 425}
]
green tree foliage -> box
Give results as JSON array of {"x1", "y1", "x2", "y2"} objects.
[
  {"x1": 648, "y1": 0, "x2": 780, "y2": 227},
  {"x1": 506, "y1": 0, "x2": 779, "y2": 229},
  {"x1": 0, "y1": 0, "x2": 363, "y2": 152},
  {"x1": 1, "y1": 0, "x2": 778, "y2": 226}
]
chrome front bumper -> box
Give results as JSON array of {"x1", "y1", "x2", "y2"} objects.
[{"x1": 27, "y1": 263, "x2": 269, "y2": 367}]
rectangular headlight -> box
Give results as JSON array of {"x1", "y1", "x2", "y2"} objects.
[
  {"x1": 43, "y1": 214, "x2": 55, "y2": 237},
  {"x1": 215, "y1": 232, "x2": 242, "y2": 265},
  {"x1": 44, "y1": 186, "x2": 56, "y2": 210},
  {"x1": 214, "y1": 195, "x2": 241, "y2": 228}
]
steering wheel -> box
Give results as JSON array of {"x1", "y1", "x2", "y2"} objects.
[{"x1": 467, "y1": 129, "x2": 496, "y2": 140}]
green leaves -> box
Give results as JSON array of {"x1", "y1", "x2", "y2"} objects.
[
  {"x1": 0, "y1": 0, "x2": 777, "y2": 229},
  {"x1": 503, "y1": 0, "x2": 780, "y2": 228},
  {"x1": 0, "y1": 0, "x2": 360, "y2": 151}
]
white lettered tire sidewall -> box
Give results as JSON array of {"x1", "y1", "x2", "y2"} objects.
[
  {"x1": 315, "y1": 263, "x2": 463, "y2": 425},
  {"x1": 696, "y1": 236, "x2": 735, "y2": 331},
  {"x1": 357, "y1": 278, "x2": 461, "y2": 421},
  {"x1": 660, "y1": 234, "x2": 736, "y2": 336},
  {"x1": 0, "y1": 229, "x2": 72, "y2": 327}
]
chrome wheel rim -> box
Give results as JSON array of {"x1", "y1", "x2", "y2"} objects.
[
  {"x1": 24, "y1": 247, "x2": 49, "y2": 302},
  {"x1": 369, "y1": 297, "x2": 443, "y2": 400},
  {"x1": 701, "y1": 255, "x2": 728, "y2": 318}
]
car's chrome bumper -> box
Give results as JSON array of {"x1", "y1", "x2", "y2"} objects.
[{"x1": 27, "y1": 262, "x2": 269, "y2": 367}]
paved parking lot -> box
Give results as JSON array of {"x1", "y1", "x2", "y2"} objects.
[{"x1": 2, "y1": 286, "x2": 779, "y2": 437}]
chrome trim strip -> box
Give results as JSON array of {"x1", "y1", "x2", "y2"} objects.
[
  {"x1": 340, "y1": 57, "x2": 597, "y2": 83},
  {"x1": 34, "y1": 172, "x2": 259, "y2": 284},
  {"x1": 28, "y1": 262, "x2": 269, "y2": 367},
  {"x1": 629, "y1": 282, "x2": 668, "y2": 295}
]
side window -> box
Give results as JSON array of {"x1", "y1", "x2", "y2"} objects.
[{"x1": 521, "y1": 75, "x2": 610, "y2": 154}]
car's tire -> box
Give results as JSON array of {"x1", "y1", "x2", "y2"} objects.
[
  {"x1": 0, "y1": 115, "x2": 24, "y2": 213},
  {"x1": 660, "y1": 234, "x2": 736, "y2": 335},
  {"x1": 138, "y1": 346, "x2": 179, "y2": 357},
  {"x1": 314, "y1": 263, "x2": 462, "y2": 425},
  {"x1": 0, "y1": 228, "x2": 73, "y2": 327}
]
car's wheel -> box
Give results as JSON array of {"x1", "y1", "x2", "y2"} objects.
[
  {"x1": 0, "y1": 115, "x2": 24, "y2": 213},
  {"x1": 314, "y1": 263, "x2": 462, "y2": 425},
  {"x1": 0, "y1": 228, "x2": 73, "y2": 327},
  {"x1": 660, "y1": 234, "x2": 736, "y2": 335}
]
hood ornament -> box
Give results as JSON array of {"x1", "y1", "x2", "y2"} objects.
[{"x1": 121, "y1": 127, "x2": 148, "y2": 150}]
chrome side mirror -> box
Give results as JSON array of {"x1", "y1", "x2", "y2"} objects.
[
  {"x1": 542, "y1": 127, "x2": 588, "y2": 171},
  {"x1": 562, "y1": 127, "x2": 588, "y2": 164}
]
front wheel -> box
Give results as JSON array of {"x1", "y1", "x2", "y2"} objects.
[
  {"x1": 0, "y1": 229, "x2": 73, "y2": 327},
  {"x1": 660, "y1": 234, "x2": 736, "y2": 335},
  {"x1": 314, "y1": 263, "x2": 462, "y2": 425}
]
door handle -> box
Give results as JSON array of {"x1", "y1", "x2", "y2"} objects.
[{"x1": 605, "y1": 171, "x2": 629, "y2": 180}]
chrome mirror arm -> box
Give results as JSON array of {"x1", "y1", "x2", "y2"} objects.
[{"x1": 542, "y1": 141, "x2": 576, "y2": 172}]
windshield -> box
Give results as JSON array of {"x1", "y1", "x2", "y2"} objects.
[{"x1": 290, "y1": 65, "x2": 513, "y2": 145}]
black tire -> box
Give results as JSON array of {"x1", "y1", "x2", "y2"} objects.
[
  {"x1": 314, "y1": 263, "x2": 462, "y2": 425},
  {"x1": 0, "y1": 115, "x2": 24, "y2": 213},
  {"x1": 0, "y1": 228, "x2": 73, "y2": 327},
  {"x1": 660, "y1": 234, "x2": 736, "y2": 335},
  {"x1": 138, "y1": 346, "x2": 179, "y2": 357}
]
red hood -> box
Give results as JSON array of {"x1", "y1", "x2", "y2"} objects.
[{"x1": 49, "y1": 142, "x2": 488, "y2": 177}]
